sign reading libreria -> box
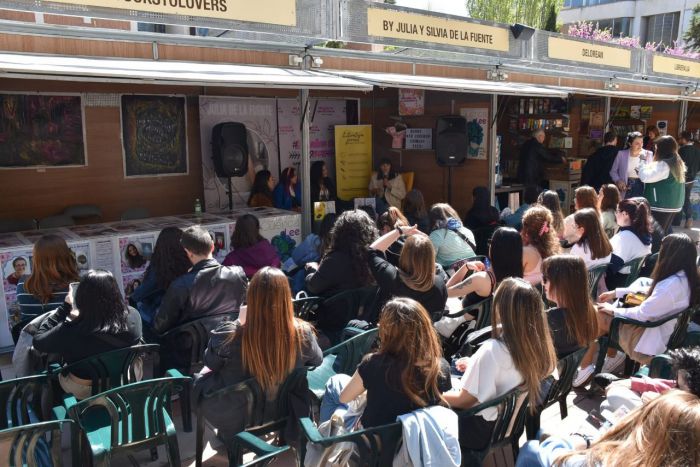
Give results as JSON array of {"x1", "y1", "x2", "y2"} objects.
[
  {"x1": 547, "y1": 37, "x2": 632, "y2": 70},
  {"x1": 652, "y1": 55, "x2": 700, "y2": 78},
  {"x1": 46, "y1": 0, "x2": 296, "y2": 26},
  {"x1": 367, "y1": 8, "x2": 509, "y2": 52}
]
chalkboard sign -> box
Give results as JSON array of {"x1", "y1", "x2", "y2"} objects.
[
  {"x1": 122, "y1": 95, "x2": 188, "y2": 177},
  {"x1": 0, "y1": 94, "x2": 85, "y2": 168}
]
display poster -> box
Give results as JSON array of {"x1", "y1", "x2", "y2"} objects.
[
  {"x1": 399, "y1": 89, "x2": 425, "y2": 116},
  {"x1": 657, "y1": 120, "x2": 669, "y2": 136},
  {"x1": 119, "y1": 234, "x2": 156, "y2": 300},
  {"x1": 367, "y1": 7, "x2": 509, "y2": 52},
  {"x1": 199, "y1": 97, "x2": 278, "y2": 212},
  {"x1": 335, "y1": 125, "x2": 373, "y2": 201},
  {"x1": 277, "y1": 99, "x2": 349, "y2": 181},
  {"x1": 313, "y1": 201, "x2": 336, "y2": 222},
  {"x1": 460, "y1": 108, "x2": 488, "y2": 160},
  {"x1": 122, "y1": 95, "x2": 188, "y2": 177},
  {"x1": 0, "y1": 94, "x2": 85, "y2": 168},
  {"x1": 640, "y1": 106, "x2": 653, "y2": 120},
  {"x1": 206, "y1": 224, "x2": 230, "y2": 263},
  {"x1": 44, "y1": 0, "x2": 297, "y2": 26},
  {"x1": 0, "y1": 246, "x2": 32, "y2": 344}
]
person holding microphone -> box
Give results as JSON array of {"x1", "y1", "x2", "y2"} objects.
[{"x1": 368, "y1": 157, "x2": 406, "y2": 215}]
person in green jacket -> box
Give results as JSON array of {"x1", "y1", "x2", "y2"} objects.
[{"x1": 638, "y1": 135, "x2": 686, "y2": 233}]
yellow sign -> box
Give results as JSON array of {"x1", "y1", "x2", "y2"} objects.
[
  {"x1": 652, "y1": 55, "x2": 700, "y2": 78},
  {"x1": 335, "y1": 125, "x2": 373, "y2": 201},
  {"x1": 548, "y1": 37, "x2": 631, "y2": 69},
  {"x1": 46, "y1": 0, "x2": 296, "y2": 26},
  {"x1": 367, "y1": 7, "x2": 509, "y2": 52}
]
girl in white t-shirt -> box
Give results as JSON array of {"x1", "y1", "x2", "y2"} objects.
[
  {"x1": 606, "y1": 198, "x2": 652, "y2": 290},
  {"x1": 443, "y1": 278, "x2": 557, "y2": 450},
  {"x1": 570, "y1": 208, "x2": 612, "y2": 269}
]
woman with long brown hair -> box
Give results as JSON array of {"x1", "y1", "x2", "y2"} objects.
[
  {"x1": 563, "y1": 186, "x2": 600, "y2": 244},
  {"x1": 403, "y1": 189, "x2": 429, "y2": 233},
  {"x1": 319, "y1": 297, "x2": 450, "y2": 428},
  {"x1": 542, "y1": 255, "x2": 598, "y2": 359},
  {"x1": 521, "y1": 206, "x2": 560, "y2": 285},
  {"x1": 538, "y1": 190, "x2": 565, "y2": 239},
  {"x1": 444, "y1": 278, "x2": 557, "y2": 450},
  {"x1": 598, "y1": 183, "x2": 620, "y2": 238},
  {"x1": 223, "y1": 214, "x2": 280, "y2": 278},
  {"x1": 195, "y1": 267, "x2": 322, "y2": 441},
  {"x1": 15, "y1": 235, "x2": 80, "y2": 336},
  {"x1": 570, "y1": 208, "x2": 612, "y2": 268},
  {"x1": 365, "y1": 224, "x2": 447, "y2": 323},
  {"x1": 516, "y1": 390, "x2": 700, "y2": 467}
]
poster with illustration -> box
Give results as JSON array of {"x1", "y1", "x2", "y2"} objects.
[
  {"x1": 119, "y1": 235, "x2": 155, "y2": 275},
  {"x1": 199, "y1": 97, "x2": 277, "y2": 211},
  {"x1": 206, "y1": 224, "x2": 230, "y2": 263},
  {"x1": 0, "y1": 247, "x2": 33, "y2": 342},
  {"x1": 122, "y1": 95, "x2": 188, "y2": 177},
  {"x1": 0, "y1": 93, "x2": 85, "y2": 168},
  {"x1": 460, "y1": 108, "x2": 488, "y2": 160},
  {"x1": 399, "y1": 89, "x2": 425, "y2": 116},
  {"x1": 68, "y1": 241, "x2": 91, "y2": 274},
  {"x1": 123, "y1": 274, "x2": 145, "y2": 301}
]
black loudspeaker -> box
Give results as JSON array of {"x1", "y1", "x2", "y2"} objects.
[
  {"x1": 436, "y1": 116, "x2": 467, "y2": 166},
  {"x1": 211, "y1": 122, "x2": 249, "y2": 177}
]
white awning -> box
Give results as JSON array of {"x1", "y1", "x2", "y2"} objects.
[
  {"x1": 327, "y1": 70, "x2": 570, "y2": 97},
  {"x1": 0, "y1": 53, "x2": 373, "y2": 91},
  {"x1": 556, "y1": 86, "x2": 680, "y2": 101}
]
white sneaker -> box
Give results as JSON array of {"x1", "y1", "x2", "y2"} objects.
[
  {"x1": 601, "y1": 351, "x2": 627, "y2": 374},
  {"x1": 572, "y1": 364, "x2": 594, "y2": 388}
]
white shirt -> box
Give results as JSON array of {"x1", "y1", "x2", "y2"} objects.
[
  {"x1": 570, "y1": 242, "x2": 611, "y2": 268},
  {"x1": 613, "y1": 272, "x2": 690, "y2": 356},
  {"x1": 562, "y1": 214, "x2": 580, "y2": 244},
  {"x1": 627, "y1": 155, "x2": 641, "y2": 179},
  {"x1": 638, "y1": 160, "x2": 671, "y2": 184},
  {"x1": 609, "y1": 230, "x2": 651, "y2": 274},
  {"x1": 459, "y1": 339, "x2": 523, "y2": 421}
]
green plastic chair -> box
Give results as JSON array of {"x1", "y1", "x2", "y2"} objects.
[
  {"x1": 588, "y1": 264, "x2": 608, "y2": 299},
  {"x1": 228, "y1": 431, "x2": 292, "y2": 466},
  {"x1": 307, "y1": 327, "x2": 379, "y2": 400},
  {"x1": 594, "y1": 306, "x2": 695, "y2": 376},
  {"x1": 525, "y1": 347, "x2": 588, "y2": 439},
  {"x1": 0, "y1": 375, "x2": 48, "y2": 429},
  {"x1": 0, "y1": 419, "x2": 78, "y2": 467},
  {"x1": 62, "y1": 371, "x2": 190, "y2": 467},
  {"x1": 299, "y1": 417, "x2": 402, "y2": 467},
  {"x1": 293, "y1": 293, "x2": 325, "y2": 321},
  {"x1": 195, "y1": 367, "x2": 309, "y2": 467},
  {"x1": 457, "y1": 387, "x2": 529, "y2": 466},
  {"x1": 622, "y1": 255, "x2": 648, "y2": 287},
  {"x1": 441, "y1": 296, "x2": 492, "y2": 359}
]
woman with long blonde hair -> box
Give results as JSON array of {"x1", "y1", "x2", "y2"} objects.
[
  {"x1": 521, "y1": 206, "x2": 561, "y2": 285},
  {"x1": 320, "y1": 297, "x2": 451, "y2": 428},
  {"x1": 195, "y1": 267, "x2": 322, "y2": 441},
  {"x1": 365, "y1": 224, "x2": 447, "y2": 323},
  {"x1": 516, "y1": 390, "x2": 700, "y2": 467},
  {"x1": 444, "y1": 277, "x2": 557, "y2": 450}
]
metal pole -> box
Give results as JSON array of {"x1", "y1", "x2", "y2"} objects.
[
  {"x1": 680, "y1": 99, "x2": 689, "y2": 132},
  {"x1": 604, "y1": 96, "x2": 611, "y2": 131},
  {"x1": 299, "y1": 58, "x2": 312, "y2": 237},
  {"x1": 489, "y1": 94, "x2": 498, "y2": 206}
]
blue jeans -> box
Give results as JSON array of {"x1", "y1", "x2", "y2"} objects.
[
  {"x1": 516, "y1": 441, "x2": 546, "y2": 467},
  {"x1": 319, "y1": 374, "x2": 359, "y2": 430}
]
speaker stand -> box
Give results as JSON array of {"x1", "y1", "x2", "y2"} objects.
[
  {"x1": 447, "y1": 166, "x2": 453, "y2": 205},
  {"x1": 227, "y1": 177, "x2": 234, "y2": 211}
]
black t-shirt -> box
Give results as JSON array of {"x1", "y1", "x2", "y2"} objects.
[
  {"x1": 547, "y1": 307, "x2": 581, "y2": 359},
  {"x1": 357, "y1": 353, "x2": 452, "y2": 428},
  {"x1": 367, "y1": 249, "x2": 447, "y2": 322}
]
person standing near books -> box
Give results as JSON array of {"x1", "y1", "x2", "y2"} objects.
[
  {"x1": 610, "y1": 132, "x2": 652, "y2": 199},
  {"x1": 517, "y1": 129, "x2": 567, "y2": 188}
]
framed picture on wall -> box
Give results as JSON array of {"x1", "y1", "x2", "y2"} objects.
[
  {"x1": 121, "y1": 94, "x2": 188, "y2": 178},
  {"x1": 0, "y1": 93, "x2": 86, "y2": 169}
]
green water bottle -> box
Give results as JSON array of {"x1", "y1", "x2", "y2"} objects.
[{"x1": 194, "y1": 198, "x2": 202, "y2": 216}]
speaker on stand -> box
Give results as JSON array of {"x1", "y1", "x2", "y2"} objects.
[
  {"x1": 211, "y1": 122, "x2": 249, "y2": 211},
  {"x1": 435, "y1": 116, "x2": 468, "y2": 205}
]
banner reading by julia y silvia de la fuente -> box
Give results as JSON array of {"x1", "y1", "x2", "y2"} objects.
[
  {"x1": 46, "y1": 0, "x2": 296, "y2": 26},
  {"x1": 335, "y1": 125, "x2": 372, "y2": 201}
]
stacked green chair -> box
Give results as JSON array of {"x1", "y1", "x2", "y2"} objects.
[
  {"x1": 0, "y1": 374, "x2": 48, "y2": 428},
  {"x1": 525, "y1": 347, "x2": 588, "y2": 439},
  {"x1": 61, "y1": 371, "x2": 190, "y2": 466},
  {"x1": 299, "y1": 418, "x2": 402, "y2": 467},
  {"x1": 307, "y1": 327, "x2": 379, "y2": 401}
]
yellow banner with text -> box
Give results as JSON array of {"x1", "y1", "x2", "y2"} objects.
[
  {"x1": 652, "y1": 55, "x2": 700, "y2": 78},
  {"x1": 367, "y1": 7, "x2": 509, "y2": 52},
  {"x1": 547, "y1": 37, "x2": 632, "y2": 69},
  {"x1": 335, "y1": 125, "x2": 373, "y2": 201},
  {"x1": 45, "y1": 0, "x2": 296, "y2": 26}
]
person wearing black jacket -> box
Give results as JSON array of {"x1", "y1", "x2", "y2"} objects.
[
  {"x1": 581, "y1": 131, "x2": 619, "y2": 191},
  {"x1": 674, "y1": 131, "x2": 700, "y2": 228},
  {"x1": 517, "y1": 129, "x2": 567, "y2": 187}
]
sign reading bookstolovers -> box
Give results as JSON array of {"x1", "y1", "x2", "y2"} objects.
[
  {"x1": 652, "y1": 55, "x2": 700, "y2": 78},
  {"x1": 45, "y1": 0, "x2": 296, "y2": 26},
  {"x1": 547, "y1": 37, "x2": 632, "y2": 69},
  {"x1": 367, "y1": 7, "x2": 509, "y2": 52}
]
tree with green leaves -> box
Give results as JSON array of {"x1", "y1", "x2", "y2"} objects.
[
  {"x1": 466, "y1": 0, "x2": 563, "y2": 31},
  {"x1": 685, "y1": 4, "x2": 700, "y2": 51}
]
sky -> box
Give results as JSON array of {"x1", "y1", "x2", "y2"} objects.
[{"x1": 393, "y1": 0, "x2": 470, "y2": 18}]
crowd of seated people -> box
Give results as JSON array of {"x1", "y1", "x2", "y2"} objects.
[{"x1": 7, "y1": 150, "x2": 700, "y2": 465}]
